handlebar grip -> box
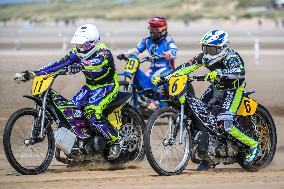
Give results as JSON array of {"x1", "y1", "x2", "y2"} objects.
[
  {"x1": 140, "y1": 57, "x2": 150, "y2": 63},
  {"x1": 193, "y1": 75, "x2": 206, "y2": 81},
  {"x1": 117, "y1": 54, "x2": 128, "y2": 61}
]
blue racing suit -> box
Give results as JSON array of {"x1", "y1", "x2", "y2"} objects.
[
  {"x1": 33, "y1": 42, "x2": 120, "y2": 142},
  {"x1": 133, "y1": 35, "x2": 178, "y2": 91}
]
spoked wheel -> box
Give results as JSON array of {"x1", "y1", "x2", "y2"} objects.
[
  {"x1": 108, "y1": 105, "x2": 145, "y2": 164},
  {"x1": 238, "y1": 104, "x2": 277, "y2": 172},
  {"x1": 144, "y1": 107, "x2": 191, "y2": 176},
  {"x1": 3, "y1": 108, "x2": 55, "y2": 175}
]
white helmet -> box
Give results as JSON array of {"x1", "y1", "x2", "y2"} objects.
[
  {"x1": 70, "y1": 24, "x2": 100, "y2": 60},
  {"x1": 199, "y1": 29, "x2": 229, "y2": 66}
]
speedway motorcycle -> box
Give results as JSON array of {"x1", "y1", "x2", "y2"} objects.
[
  {"x1": 117, "y1": 54, "x2": 195, "y2": 119},
  {"x1": 3, "y1": 69, "x2": 145, "y2": 175},
  {"x1": 144, "y1": 74, "x2": 277, "y2": 175}
]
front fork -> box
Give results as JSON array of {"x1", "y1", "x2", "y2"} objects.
[
  {"x1": 166, "y1": 96, "x2": 188, "y2": 145},
  {"x1": 31, "y1": 90, "x2": 49, "y2": 140}
]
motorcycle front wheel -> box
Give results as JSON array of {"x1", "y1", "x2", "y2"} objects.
[
  {"x1": 3, "y1": 108, "x2": 55, "y2": 175},
  {"x1": 144, "y1": 107, "x2": 191, "y2": 176}
]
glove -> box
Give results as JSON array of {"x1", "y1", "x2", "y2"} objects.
[
  {"x1": 161, "y1": 52, "x2": 172, "y2": 60},
  {"x1": 152, "y1": 76, "x2": 167, "y2": 86},
  {"x1": 117, "y1": 54, "x2": 128, "y2": 61},
  {"x1": 14, "y1": 70, "x2": 35, "y2": 84},
  {"x1": 205, "y1": 70, "x2": 219, "y2": 81},
  {"x1": 67, "y1": 64, "x2": 82, "y2": 75}
]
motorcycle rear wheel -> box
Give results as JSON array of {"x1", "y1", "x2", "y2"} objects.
[
  {"x1": 108, "y1": 105, "x2": 145, "y2": 164},
  {"x1": 238, "y1": 104, "x2": 277, "y2": 172}
]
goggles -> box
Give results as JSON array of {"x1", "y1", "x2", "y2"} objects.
[
  {"x1": 149, "y1": 26, "x2": 167, "y2": 33},
  {"x1": 202, "y1": 45, "x2": 222, "y2": 56},
  {"x1": 76, "y1": 40, "x2": 98, "y2": 51}
]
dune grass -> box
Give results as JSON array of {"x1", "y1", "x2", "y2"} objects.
[{"x1": 0, "y1": 0, "x2": 282, "y2": 21}]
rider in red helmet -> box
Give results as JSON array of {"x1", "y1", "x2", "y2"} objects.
[
  {"x1": 148, "y1": 17, "x2": 168, "y2": 43},
  {"x1": 119, "y1": 17, "x2": 178, "y2": 109}
]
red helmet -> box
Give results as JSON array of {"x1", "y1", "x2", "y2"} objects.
[{"x1": 148, "y1": 17, "x2": 167, "y2": 43}]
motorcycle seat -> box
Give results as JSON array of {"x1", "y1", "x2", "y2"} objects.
[
  {"x1": 102, "y1": 92, "x2": 132, "y2": 115},
  {"x1": 244, "y1": 91, "x2": 255, "y2": 97}
]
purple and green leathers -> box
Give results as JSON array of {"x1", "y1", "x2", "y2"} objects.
[
  {"x1": 32, "y1": 42, "x2": 121, "y2": 143},
  {"x1": 71, "y1": 81, "x2": 119, "y2": 142}
]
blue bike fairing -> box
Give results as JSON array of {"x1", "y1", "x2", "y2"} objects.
[{"x1": 134, "y1": 67, "x2": 172, "y2": 92}]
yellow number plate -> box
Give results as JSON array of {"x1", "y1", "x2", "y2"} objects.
[
  {"x1": 108, "y1": 107, "x2": 123, "y2": 130},
  {"x1": 124, "y1": 58, "x2": 139, "y2": 73},
  {"x1": 32, "y1": 75, "x2": 54, "y2": 96},
  {"x1": 237, "y1": 97, "x2": 258, "y2": 116},
  {"x1": 168, "y1": 76, "x2": 188, "y2": 97}
]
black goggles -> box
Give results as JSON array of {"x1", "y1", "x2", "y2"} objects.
[{"x1": 202, "y1": 45, "x2": 222, "y2": 56}]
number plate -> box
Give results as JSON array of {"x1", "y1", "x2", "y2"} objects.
[
  {"x1": 32, "y1": 75, "x2": 54, "y2": 96},
  {"x1": 168, "y1": 75, "x2": 188, "y2": 97},
  {"x1": 237, "y1": 97, "x2": 258, "y2": 116},
  {"x1": 124, "y1": 58, "x2": 139, "y2": 74},
  {"x1": 107, "y1": 107, "x2": 123, "y2": 129}
]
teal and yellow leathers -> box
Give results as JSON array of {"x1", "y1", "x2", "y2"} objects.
[{"x1": 156, "y1": 48, "x2": 258, "y2": 149}]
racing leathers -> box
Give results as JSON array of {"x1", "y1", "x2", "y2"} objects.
[
  {"x1": 32, "y1": 42, "x2": 120, "y2": 143},
  {"x1": 163, "y1": 48, "x2": 258, "y2": 149},
  {"x1": 130, "y1": 35, "x2": 178, "y2": 92}
]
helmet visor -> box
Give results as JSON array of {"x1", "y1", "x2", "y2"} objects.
[
  {"x1": 76, "y1": 40, "x2": 98, "y2": 52},
  {"x1": 202, "y1": 45, "x2": 222, "y2": 56}
]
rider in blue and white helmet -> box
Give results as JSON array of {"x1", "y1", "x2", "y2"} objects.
[
  {"x1": 153, "y1": 29, "x2": 260, "y2": 171},
  {"x1": 200, "y1": 29, "x2": 229, "y2": 66}
]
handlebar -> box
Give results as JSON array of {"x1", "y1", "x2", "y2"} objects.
[
  {"x1": 191, "y1": 75, "x2": 206, "y2": 81},
  {"x1": 140, "y1": 57, "x2": 150, "y2": 63},
  {"x1": 117, "y1": 54, "x2": 128, "y2": 61},
  {"x1": 117, "y1": 54, "x2": 150, "y2": 64}
]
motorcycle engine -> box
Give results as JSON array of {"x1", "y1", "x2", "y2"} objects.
[{"x1": 194, "y1": 131, "x2": 238, "y2": 164}]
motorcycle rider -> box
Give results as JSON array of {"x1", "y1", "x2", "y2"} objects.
[
  {"x1": 153, "y1": 29, "x2": 260, "y2": 170},
  {"x1": 14, "y1": 24, "x2": 123, "y2": 160},
  {"x1": 119, "y1": 16, "x2": 178, "y2": 109}
]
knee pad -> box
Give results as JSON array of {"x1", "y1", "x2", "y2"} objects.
[
  {"x1": 84, "y1": 108, "x2": 101, "y2": 120},
  {"x1": 217, "y1": 112, "x2": 235, "y2": 132}
]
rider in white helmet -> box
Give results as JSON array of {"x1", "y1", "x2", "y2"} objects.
[
  {"x1": 15, "y1": 24, "x2": 123, "y2": 160},
  {"x1": 153, "y1": 29, "x2": 260, "y2": 171}
]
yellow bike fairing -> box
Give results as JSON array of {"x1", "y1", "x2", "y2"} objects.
[
  {"x1": 124, "y1": 58, "x2": 139, "y2": 74},
  {"x1": 168, "y1": 75, "x2": 188, "y2": 97},
  {"x1": 32, "y1": 75, "x2": 54, "y2": 96}
]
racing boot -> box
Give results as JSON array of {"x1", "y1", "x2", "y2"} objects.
[
  {"x1": 228, "y1": 126, "x2": 259, "y2": 164},
  {"x1": 88, "y1": 117, "x2": 124, "y2": 160},
  {"x1": 196, "y1": 161, "x2": 210, "y2": 171},
  {"x1": 108, "y1": 137, "x2": 125, "y2": 160},
  {"x1": 245, "y1": 145, "x2": 260, "y2": 164},
  {"x1": 148, "y1": 101, "x2": 158, "y2": 110}
]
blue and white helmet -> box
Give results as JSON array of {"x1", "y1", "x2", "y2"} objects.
[{"x1": 199, "y1": 29, "x2": 229, "y2": 66}]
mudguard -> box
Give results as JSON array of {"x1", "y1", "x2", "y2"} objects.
[
  {"x1": 23, "y1": 95, "x2": 64, "y2": 127},
  {"x1": 23, "y1": 95, "x2": 42, "y2": 106}
]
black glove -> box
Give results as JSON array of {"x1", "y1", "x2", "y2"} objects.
[
  {"x1": 14, "y1": 70, "x2": 35, "y2": 83},
  {"x1": 67, "y1": 64, "x2": 82, "y2": 75},
  {"x1": 117, "y1": 54, "x2": 128, "y2": 61}
]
